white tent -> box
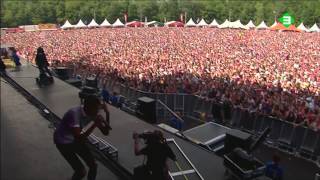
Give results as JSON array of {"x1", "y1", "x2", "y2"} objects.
[
  {"x1": 297, "y1": 22, "x2": 309, "y2": 32},
  {"x1": 309, "y1": 23, "x2": 320, "y2": 32},
  {"x1": 270, "y1": 20, "x2": 277, "y2": 28},
  {"x1": 229, "y1": 20, "x2": 248, "y2": 29},
  {"x1": 197, "y1": 19, "x2": 208, "y2": 27},
  {"x1": 74, "y1": 19, "x2": 87, "y2": 28},
  {"x1": 88, "y1": 19, "x2": 100, "y2": 28},
  {"x1": 61, "y1": 20, "x2": 74, "y2": 29},
  {"x1": 209, "y1": 19, "x2": 219, "y2": 27},
  {"x1": 256, "y1": 21, "x2": 268, "y2": 29},
  {"x1": 100, "y1": 19, "x2": 112, "y2": 27},
  {"x1": 218, "y1": 19, "x2": 230, "y2": 28},
  {"x1": 145, "y1": 21, "x2": 162, "y2": 27},
  {"x1": 245, "y1": 20, "x2": 256, "y2": 29},
  {"x1": 112, "y1": 18, "x2": 125, "y2": 27},
  {"x1": 185, "y1": 18, "x2": 196, "y2": 27}
]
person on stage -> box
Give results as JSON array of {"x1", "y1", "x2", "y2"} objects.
[
  {"x1": 54, "y1": 96, "x2": 111, "y2": 180},
  {"x1": 35, "y1": 47, "x2": 52, "y2": 76}
]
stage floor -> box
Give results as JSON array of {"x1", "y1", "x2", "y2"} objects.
[
  {"x1": 3, "y1": 62, "x2": 227, "y2": 179},
  {"x1": 0, "y1": 79, "x2": 121, "y2": 180}
]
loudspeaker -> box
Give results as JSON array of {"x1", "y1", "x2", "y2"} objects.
[
  {"x1": 224, "y1": 129, "x2": 252, "y2": 154},
  {"x1": 54, "y1": 67, "x2": 69, "y2": 80},
  {"x1": 136, "y1": 97, "x2": 156, "y2": 124}
]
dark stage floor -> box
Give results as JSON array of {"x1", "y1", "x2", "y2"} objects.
[{"x1": 0, "y1": 79, "x2": 121, "y2": 180}]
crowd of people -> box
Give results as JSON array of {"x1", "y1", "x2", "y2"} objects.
[{"x1": 1, "y1": 28, "x2": 319, "y2": 130}]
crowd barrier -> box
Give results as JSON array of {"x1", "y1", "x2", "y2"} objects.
[{"x1": 102, "y1": 78, "x2": 320, "y2": 160}]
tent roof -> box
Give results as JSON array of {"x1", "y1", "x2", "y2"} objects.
[
  {"x1": 285, "y1": 25, "x2": 301, "y2": 32},
  {"x1": 209, "y1": 19, "x2": 219, "y2": 27},
  {"x1": 218, "y1": 19, "x2": 230, "y2": 28},
  {"x1": 245, "y1": 20, "x2": 256, "y2": 28},
  {"x1": 166, "y1": 21, "x2": 184, "y2": 27},
  {"x1": 297, "y1": 22, "x2": 309, "y2": 32},
  {"x1": 309, "y1": 23, "x2": 320, "y2": 32},
  {"x1": 270, "y1": 20, "x2": 278, "y2": 28},
  {"x1": 113, "y1": 18, "x2": 124, "y2": 27},
  {"x1": 88, "y1": 19, "x2": 99, "y2": 27},
  {"x1": 75, "y1": 19, "x2": 87, "y2": 28},
  {"x1": 256, "y1": 21, "x2": 268, "y2": 29},
  {"x1": 229, "y1": 20, "x2": 248, "y2": 29},
  {"x1": 197, "y1": 19, "x2": 208, "y2": 27},
  {"x1": 270, "y1": 22, "x2": 287, "y2": 31},
  {"x1": 61, "y1": 20, "x2": 74, "y2": 29},
  {"x1": 100, "y1": 19, "x2": 111, "y2": 27},
  {"x1": 185, "y1": 18, "x2": 196, "y2": 27},
  {"x1": 126, "y1": 21, "x2": 144, "y2": 27},
  {"x1": 146, "y1": 21, "x2": 163, "y2": 26}
]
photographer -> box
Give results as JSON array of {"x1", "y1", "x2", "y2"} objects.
[
  {"x1": 133, "y1": 130, "x2": 176, "y2": 180},
  {"x1": 35, "y1": 47, "x2": 52, "y2": 76},
  {"x1": 54, "y1": 96, "x2": 111, "y2": 180}
]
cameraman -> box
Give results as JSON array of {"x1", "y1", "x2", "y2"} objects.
[
  {"x1": 133, "y1": 130, "x2": 176, "y2": 180},
  {"x1": 54, "y1": 96, "x2": 111, "y2": 180},
  {"x1": 35, "y1": 47, "x2": 52, "y2": 76}
]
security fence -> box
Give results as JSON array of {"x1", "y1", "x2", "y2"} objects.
[{"x1": 103, "y1": 79, "x2": 320, "y2": 161}]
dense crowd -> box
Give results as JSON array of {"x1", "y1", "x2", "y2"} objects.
[{"x1": 1, "y1": 28, "x2": 320, "y2": 129}]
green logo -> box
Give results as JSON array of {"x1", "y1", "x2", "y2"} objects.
[{"x1": 279, "y1": 12, "x2": 295, "y2": 28}]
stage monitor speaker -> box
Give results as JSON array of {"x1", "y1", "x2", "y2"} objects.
[
  {"x1": 224, "y1": 129, "x2": 252, "y2": 154},
  {"x1": 136, "y1": 97, "x2": 156, "y2": 124},
  {"x1": 54, "y1": 67, "x2": 70, "y2": 80}
]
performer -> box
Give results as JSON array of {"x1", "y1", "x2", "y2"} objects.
[
  {"x1": 35, "y1": 47, "x2": 52, "y2": 76},
  {"x1": 54, "y1": 96, "x2": 111, "y2": 180}
]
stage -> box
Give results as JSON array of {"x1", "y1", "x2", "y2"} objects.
[{"x1": 2, "y1": 61, "x2": 227, "y2": 179}]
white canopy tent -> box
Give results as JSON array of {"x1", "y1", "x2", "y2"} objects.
[
  {"x1": 229, "y1": 20, "x2": 248, "y2": 29},
  {"x1": 74, "y1": 19, "x2": 87, "y2": 28},
  {"x1": 61, "y1": 20, "x2": 74, "y2": 29},
  {"x1": 88, "y1": 19, "x2": 99, "y2": 28},
  {"x1": 309, "y1": 23, "x2": 320, "y2": 32},
  {"x1": 270, "y1": 20, "x2": 277, "y2": 28},
  {"x1": 197, "y1": 19, "x2": 208, "y2": 27},
  {"x1": 256, "y1": 21, "x2": 268, "y2": 29},
  {"x1": 100, "y1": 19, "x2": 112, "y2": 27},
  {"x1": 218, "y1": 19, "x2": 230, "y2": 28},
  {"x1": 112, "y1": 18, "x2": 125, "y2": 27},
  {"x1": 185, "y1": 18, "x2": 196, "y2": 27},
  {"x1": 245, "y1": 20, "x2": 256, "y2": 29},
  {"x1": 145, "y1": 21, "x2": 162, "y2": 27},
  {"x1": 209, "y1": 19, "x2": 219, "y2": 27},
  {"x1": 297, "y1": 22, "x2": 309, "y2": 32}
]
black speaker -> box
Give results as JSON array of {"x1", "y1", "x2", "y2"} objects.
[
  {"x1": 224, "y1": 129, "x2": 252, "y2": 154},
  {"x1": 136, "y1": 97, "x2": 156, "y2": 124},
  {"x1": 54, "y1": 67, "x2": 69, "y2": 80}
]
